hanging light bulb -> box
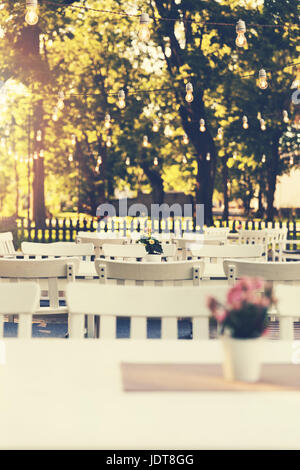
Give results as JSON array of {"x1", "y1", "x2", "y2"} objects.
[
  {"x1": 106, "y1": 136, "x2": 112, "y2": 147},
  {"x1": 97, "y1": 156, "x2": 102, "y2": 165},
  {"x1": 104, "y1": 113, "x2": 111, "y2": 129},
  {"x1": 257, "y1": 112, "x2": 262, "y2": 120},
  {"x1": 290, "y1": 156, "x2": 294, "y2": 165},
  {"x1": 283, "y1": 110, "x2": 289, "y2": 123},
  {"x1": 262, "y1": 154, "x2": 266, "y2": 163},
  {"x1": 233, "y1": 151, "x2": 237, "y2": 160},
  {"x1": 68, "y1": 153, "x2": 73, "y2": 162},
  {"x1": 36, "y1": 130, "x2": 42, "y2": 142},
  {"x1": 0, "y1": 27, "x2": 5, "y2": 39},
  {"x1": 117, "y1": 89, "x2": 126, "y2": 109},
  {"x1": 235, "y1": 19, "x2": 247, "y2": 48},
  {"x1": 242, "y1": 115, "x2": 249, "y2": 129},
  {"x1": 143, "y1": 135, "x2": 149, "y2": 147},
  {"x1": 182, "y1": 133, "x2": 189, "y2": 145},
  {"x1": 71, "y1": 134, "x2": 76, "y2": 146},
  {"x1": 152, "y1": 119, "x2": 160, "y2": 132},
  {"x1": 25, "y1": 0, "x2": 39, "y2": 26},
  {"x1": 14, "y1": 154, "x2": 18, "y2": 161},
  {"x1": 185, "y1": 82, "x2": 194, "y2": 103},
  {"x1": 260, "y1": 119, "x2": 266, "y2": 131},
  {"x1": 182, "y1": 155, "x2": 187, "y2": 164},
  {"x1": 39, "y1": 149, "x2": 44, "y2": 158},
  {"x1": 125, "y1": 157, "x2": 130, "y2": 166},
  {"x1": 153, "y1": 157, "x2": 158, "y2": 166},
  {"x1": 258, "y1": 69, "x2": 268, "y2": 89},
  {"x1": 164, "y1": 125, "x2": 173, "y2": 137},
  {"x1": 52, "y1": 107, "x2": 58, "y2": 121},
  {"x1": 33, "y1": 151, "x2": 38, "y2": 160},
  {"x1": 139, "y1": 13, "x2": 150, "y2": 42},
  {"x1": 217, "y1": 127, "x2": 223, "y2": 139},
  {"x1": 291, "y1": 65, "x2": 300, "y2": 89},
  {"x1": 206, "y1": 152, "x2": 211, "y2": 161},
  {"x1": 199, "y1": 118, "x2": 206, "y2": 132}
]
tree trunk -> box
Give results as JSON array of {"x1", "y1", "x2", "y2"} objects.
[
  {"x1": 266, "y1": 133, "x2": 280, "y2": 221},
  {"x1": 141, "y1": 161, "x2": 164, "y2": 205},
  {"x1": 222, "y1": 157, "x2": 229, "y2": 221},
  {"x1": 32, "y1": 100, "x2": 46, "y2": 227}
]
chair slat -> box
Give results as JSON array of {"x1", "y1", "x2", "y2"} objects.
[
  {"x1": 131, "y1": 316, "x2": 147, "y2": 339},
  {"x1": 161, "y1": 317, "x2": 177, "y2": 339}
]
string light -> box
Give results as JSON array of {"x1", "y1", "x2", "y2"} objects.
[
  {"x1": 199, "y1": 118, "x2": 206, "y2": 132},
  {"x1": 117, "y1": 89, "x2": 126, "y2": 109},
  {"x1": 104, "y1": 113, "x2": 111, "y2": 129},
  {"x1": 143, "y1": 135, "x2": 149, "y2": 147},
  {"x1": 25, "y1": 0, "x2": 39, "y2": 26},
  {"x1": 258, "y1": 69, "x2": 268, "y2": 89},
  {"x1": 39, "y1": 149, "x2": 44, "y2": 158},
  {"x1": 153, "y1": 156, "x2": 158, "y2": 166},
  {"x1": 283, "y1": 110, "x2": 289, "y2": 123},
  {"x1": 182, "y1": 155, "x2": 187, "y2": 164},
  {"x1": 235, "y1": 19, "x2": 247, "y2": 48},
  {"x1": 260, "y1": 118, "x2": 266, "y2": 131},
  {"x1": 242, "y1": 115, "x2": 249, "y2": 129},
  {"x1": 97, "y1": 156, "x2": 102, "y2": 165},
  {"x1": 262, "y1": 154, "x2": 266, "y2": 163},
  {"x1": 57, "y1": 91, "x2": 65, "y2": 110},
  {"x1": 164, "y1": 125, "x2": 173, "y2": 137},
  {"x1": 233, "y1": 151, "x2": 237, "y2": 160},
  {"x1": 36, "y1": 130, "x2": 42, "y2": 141},
  {"x1": 217, "y1": 127, "x2": 223, "y2": 139},
  {"x1": 71, "y1": 134, "x2": 76, "y2": 145},
  {"x1": 206, "y1": 152, "x2": 211, "y2": 161},
  {"x1": 52, "y1": 107, "x2": 58, "y2": 121},
  {"x1": 290, "y1": 156, "x2": 294, "y2": 165},
  {"x1": 182, "y1": 133, "x2": 189, "y2": 145},
  {"x1": 139, "y1": 13, "x2": 150, "y2": 42},
  {"x1": 185, "y1": 83, "x2": 194, "y2": 103},
  {"x1": 0, "y1": 27, "x2": 5, "y2": 39},
  {"x1": 106, "y1": 135, "x2": 112, "y2": 147},
  {"x1": 257, "y1": 112, "x2": 262, "y2": 120},
  {"x1": 33, "y1": 151, "x2": 38, "y2": 160},
  {"x1": 68, "y1": 153, "x2": 73, "y2": 162},
  {"x1": 152, "y1": 119, "x2": 160, "y2": 132},
  {"x1": 125, "y1": 157, "x2": 130, "y2": 166},
  {"x1": 291, "y1": 65, "x2": 300, "y2": 89}
]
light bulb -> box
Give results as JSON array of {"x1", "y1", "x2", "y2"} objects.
[
  {"x1": 153, "y1": 157, "x2": 158, "y2": 166},
  {"x1": 242, "y1": 115, "x2": 249, "y2": 129},
  {"x1": 125, "y1": 157, "x2": 130, "y2": 166},
  {"x1": 71, "y1": 134, "x2": 76, "y2": 146},
  {"x1": 68, "y1": 153, "x2": 73, "y2": 162},
  {"x1": 106, "y1": 136, "x2": 112, "y2": 147},
  {"x1": 104, "y1": 113, "x2": 111, "y2": 129},
  {"x1": 182, "y1": 155, "x2": 187, "y2": 164},
  {"x1": 52, "y1": 107, "x2": 58, "y2": 121},
  {"x1": 57, "y1": 99, "x2": 64, "y2": 111},
  {"x1": 206, "y1": 153, "x2": 211, "y2": 161},
  {"x1": 283, "y1": 110, "x2": 289, "y2": 123},
  {"x1": 0, "y1": 27, "x2": 5, "y2": 39},
  {"x1": 33, "y1": 151, "x2": 38, "y2": 160},
  {"x1": 39, "y1": 149, "x2": 44, "y2": 158},
  {"x1": 262, "y1": 154, "x2": 266, "y2": 163},
  {"x1": 152, "y1": 119, "x2": 159, "y2": 132},
  {"x1": 257, "y1": 112, "x2": 262, "y2": 120},
  {"x1": 260, "y1": 119, "x2": 266, "y2": 131},
  {"x1": 97, "y1": 156, "x2": 102, "y2": 165},
  {"x1": 290, "y1": 156, "x2": 294, "y2": 165},
  {"x1": 235, "y1": 19, "x2": 247, "y2": 48},
  {"x1": 143, "y1": 135, "x2": 149, "y2": 147},
  {"x1": 233, "y1": 152, "x2": 237, "y2": 160},
  {"x1": 36, "y1": 130, "x2": 42, "y2": 141},
  {"x1": 139, "y1": 13, "x2": 150, "y2": 42},
  {"x1": 117, "y1": 89, "x2": 126, "y2": 109},
  {"x1": 258, "y1": 69, "x2": 268, "y2": 90},
  {"x1": 182, "y1": 133, "x2": 189, "y2": 145},
  {"x1": 25, "y1": 1, "x2": 38, "y2": 25},
  {"x1": 217, "y1": 127, "x2": 223, "y2": 139},
  {"x1": 185, "y1": 82, "x2": 193, "y2": 103},
  {"x1": 14, "y1": 154, "x2": 18, "y2": 161},
  {"x1": 199, "y1": 118, "x2": 206, "y2": 132}
]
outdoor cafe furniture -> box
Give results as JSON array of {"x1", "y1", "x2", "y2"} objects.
[
  {"x1": 102, "y1": 242, "x2": 177, "y2": 261},
  {"x1": 0, "y1": 339, "x2": 298, "y2": 449},
  {"x1": 21, "y1": 241, "x2": 94, "y2": 261},
  {"x1": 189, "y1": 244, "x2": 265, "y2": 263},
  {"x1": 0, "y1": 232, "x2": 17, "y2": 256},
  {"x1": 66, "y1": 283, "x2": 227, "y2": 340}
]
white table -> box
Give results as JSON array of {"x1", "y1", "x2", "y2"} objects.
[{"x1": 0, "y1": 339, "x2": 299, "y2": 449}]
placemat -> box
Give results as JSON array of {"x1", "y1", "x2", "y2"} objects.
[{"x1": 121, "y1": 363, "x2": 300, "y2": 392}]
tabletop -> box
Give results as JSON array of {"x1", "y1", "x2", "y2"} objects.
[{"x1": 0, "y1": 339, "x2": 299, "y2": 450}]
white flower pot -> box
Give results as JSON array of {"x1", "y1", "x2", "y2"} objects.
[
  {"x1": 145, "y1": 254, "x2": 162, "y2": 262},
  {"x1": 222, "y1": 336, "x2": 263, "y2": 382}
]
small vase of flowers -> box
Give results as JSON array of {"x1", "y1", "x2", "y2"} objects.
[
  {"x1": 207, "y1": 277, "x2": 275, "y2": 382},
  {"x1": 137, "y1": 232, "x2": 163, "y2": 261}
]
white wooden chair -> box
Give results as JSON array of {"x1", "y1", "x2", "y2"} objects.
[
  {"x1": 223, "y1": 259, "x2": 300, "y2": 285},
  {"x1": 21, "y1": 241, "x2": 94, "y2": 261},
  {"x1": 266, "y1": 228, "x2": 288, "y2": 261},
  {"x1": 0, "y1": 282, "x2": 40, "y2": 338},
  {"x1": 77, "y1": 234, "x2": 126, "y2": 258},
  {"x1": 237, "y1": 229, "x2": 269, "y2": 260},
  {"x1": 190, "y1": 244, "x2": 264, "y2": 263},
  {"x1": 66, "y1": 283, "x2": 227, "y2": 340},
  {"x1": 0, "y1": 258, "x2": 80, "y2": 315},
  {"x1": 0, "y1": 232, "x2": 16, "y2": 256},
  {"x1": 94, "y1": 259, "x2": 204, "y2": 286},
  {"x1": 275, "y1": 285, "x2": 300, "y2": 341},
  {"x1": 102, "y1": 243, "x2": 177, "y2": 262}
]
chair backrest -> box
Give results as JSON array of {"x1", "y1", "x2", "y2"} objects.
[
  {"x1": 102, "y1": 243, "x2": 146, "y2": 259},
  {"x1": 77, "y1": 234, "x2": 126, "y2": 257},
  {"x1": 0, "y1": 258, "x2": 80, "y2": 311},
  {"x1": 223, "y1": 259, "x2": 300, "y2": 284},
  {"x1": 0, "y1": 232, "x2": 16, "y2": 256},
  {"x1": 237, "y1": 229, "x2": 269, "y2": 260},
  {"x1": 94, "y1": 259, "x2": 204, "y2": 285},
  {"x1": 66, "y1": 283, "x2": 227, "y2": 340},
  {"x1": 0, "y1": 282, "x2": 40, "y2": 338},
  {"x1": 21, "y1": 241, "x2": 94, "y2": 260},
  {"x1": 204, "y1": 227, "x2": 230, "y2": 239},
  {"x1": 190, "y1": 244, "x2": 264, "y2": 261}
]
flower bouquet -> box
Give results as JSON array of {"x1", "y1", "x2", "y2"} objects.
[
  {"x1": 136, "y1": 234, "x2": 163, "y2": 256},
  {"x1": 207, "y1": 277, "x2": 276, "y2": 382}
]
